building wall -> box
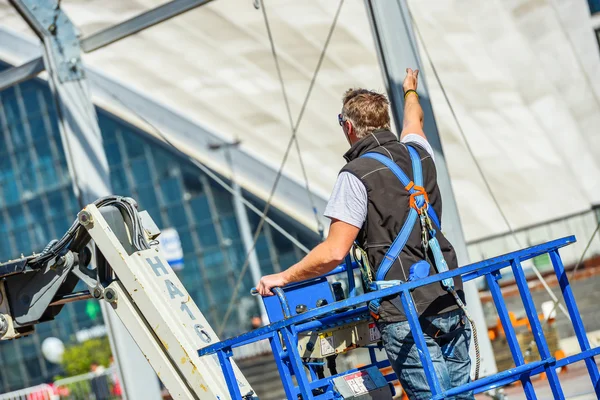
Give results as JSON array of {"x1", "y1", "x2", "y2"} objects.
[{"x1": 0, "y1": 66, "x2": 319, "y2": 392}]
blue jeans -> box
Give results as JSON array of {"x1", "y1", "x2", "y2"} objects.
[{"x1": 378, "y1": 309, "x2": 474, "y2": 400}]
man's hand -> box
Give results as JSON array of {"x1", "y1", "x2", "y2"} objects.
[
  {"x1": 256, "y1": 272, "x2": 288, "y2": 296},
  {"x1": 403, "y1": 68, "x2": 419, "y2": 93}
]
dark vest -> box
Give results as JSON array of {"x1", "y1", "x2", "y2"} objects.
[{"x1": 342, "y1": 130, "x2": 464, "y2": 322}]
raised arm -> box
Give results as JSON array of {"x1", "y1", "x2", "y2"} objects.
[{"x1": 400, "y1": 68, "x2": 426, "y2": 141}]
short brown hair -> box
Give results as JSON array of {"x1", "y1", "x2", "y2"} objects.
[{"x1": 341, "y1": 89, "x2": 391, "y2": 139}]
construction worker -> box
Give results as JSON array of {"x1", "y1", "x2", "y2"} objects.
[{"x1": 257, "y1": 68, "x2": 472, "y2": 399}]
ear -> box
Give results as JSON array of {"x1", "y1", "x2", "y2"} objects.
[{"x1": 346, "y1": 120, "x2": 353, "y2": 137}]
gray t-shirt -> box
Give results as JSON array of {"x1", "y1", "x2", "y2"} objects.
[{"x1": 324, "y1": 134, "x2": 435, "y2": 228}]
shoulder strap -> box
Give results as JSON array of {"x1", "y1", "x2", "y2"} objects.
[
  {"x1": 360, "y1": 152, "x2": 411, "y2": 187},
  {"x1": 407, "y1": 145, "x2": 441, "y2": 230}
]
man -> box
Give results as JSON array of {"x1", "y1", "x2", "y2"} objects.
[{"x1": 257, "y1": 68, "x2": 473, "y2": 399}]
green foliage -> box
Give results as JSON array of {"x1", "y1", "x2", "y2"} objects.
[{"x1": 61, "y1": 336, "x2": 112, "y2": 376}]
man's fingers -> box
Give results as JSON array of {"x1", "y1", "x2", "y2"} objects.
[
  {"x1": 414, "y1": 69, "x2": 419, "y2": 79},
  {"x1": 256, "y1": 279, "x2": 274, "y2": 296}
]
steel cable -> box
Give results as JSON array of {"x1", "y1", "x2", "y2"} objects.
[{"x1": 216, "y1": 0, "x2": 345, "y2": 335}]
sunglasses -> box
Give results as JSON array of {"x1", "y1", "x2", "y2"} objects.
[{"x1": 338, "y1": 113, "x2": 345, "y2": 127}]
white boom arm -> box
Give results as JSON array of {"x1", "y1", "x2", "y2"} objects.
[{"x1": 81, "y1": 204, "x2": 255, "y2": 399}]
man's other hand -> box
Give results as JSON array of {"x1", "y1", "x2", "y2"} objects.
[
  {"x1": 403, "y1": 68, "x2": 419, "y2": 93},
  {"x1": 256, "y1": 272, "x2": 288, "y2": 296}
]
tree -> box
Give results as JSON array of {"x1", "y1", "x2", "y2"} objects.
[{"x1": 61, "y1": 336, "x2": 113, "y2": 376}]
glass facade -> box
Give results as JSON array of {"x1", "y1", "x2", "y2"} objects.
[{"x1": 0, "y1": 63, "x2": 319, "y2": 392}]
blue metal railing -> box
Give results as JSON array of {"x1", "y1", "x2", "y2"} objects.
[{"x1": 199, "y1": 236, "x2": 600, "y2": 399}]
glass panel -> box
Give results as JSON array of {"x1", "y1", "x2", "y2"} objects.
[
  {"x1": 151, "y1": 147, "x2": 177, "y2": 179},
  {"x1": 28, "y1": 115, "x2": 46, "y2": 142},
  {"x1": 2, "y1": 176, "x2": 19, "y2": 206},
  {"x1": 30, "y1": 224, "x2": 47, "y2": 251},
  {"x1": 189, "y1": 195, "x2": 212, "y2": 222},
  {"x1": 220, "y1": 215, "x2": 240, "y2": 241},
  {"x1": 46, "y1": 190, "x2": 65, "y2": 218},
  {"x1": 160, "y1": 176, "x2": 182, "y2": 205},
  {"x1": 104, "y1": 140, "x2": 122, "y2": 166},
  {"x1": 8, "y1": 205, "x2": 26, "y2": 229},
  {"x1": 9, "y1": 122, "x2": 27, "y2": 150},
  {"x1": 177, "y1": 227, "x2": 195, "y2": 253},
  {"x1": 13, "y1": 228, "x2": 31, "y2": 253},
  {"x1": 1, "y1": 87, "x2": 21, "y2": 127},
  {"x1": 181, "y1": 255, "x2": 200, "y2": 278},
  {"x1": 271, "y1": 226, "x2": 294, "y2": 253},
  {"x1": 210, "y1": 182, "x2": 233, "y2": 214},
  {"x1": 131, "y1": 157, "x2": 152, "y2": 185},
  {"x1": 24, "y1": 357, "x2": 43, "y2": 385},
  {"x1": 190, "y1": 289, "x2": 209, "y2": 310},
  {"x1": 22, "y1": 87, "x2": 42, "y2": 117},
  {"x1": 278, "y1": 252, "x2": 298, "y2": 269},
  {"x1": 34, "y1": 141, "x2": 58, "y2": 189},
  {"x1": 182, "y1": 167, "x2": 204, "y2": 198},
  {"x1": 202, "y1": 247, "x2": 226, "y2": 280},
  {"x1": 122, "y1": 131, "x2": 146, "y2": 159},
  {"x1": 0, "y1": 235, "x2": 12, "y2": 257},
  {"x1": 4, "y1": 361, "x2": 25, "y2": 390},
  {"x1": 226, "y1": 241, "x2": 245, "y2": 268},
  {"x1": 0, "y1": 155, "x2": 12, "y2": 182},
  {"x1": 211, "y1": 278, "x2": 232, "y2": 301},
  {"x1": 166, "y1": 206, "x2": 188, "y2": 229},
  {"x1": 53, "y1": 218, "x2": 70, "y2": 237},
  {"x1": 136, "y1": 185, "x2": 160, "y2": 212},
  {"x1": 66, "y1": 192, "x2": 80, "y2": 216},
  {"x1": 259, "y1": 257, "x2": 275, "y2": 275},
  {"x1": 110, "y1": 166, "x2": 130, "y2": 195},
  {"x1": 98, "y1": 111, "x2": 119, "y2": 143},
  {"x1": 20, "y1": 162, "x2": 38, "y2": 197},
  {"x1": 255, "y1": 234, "x2": 271, "y2": 261},
  {"x1": 196, "y1": 222, "x2": 219, "y2": 247}
]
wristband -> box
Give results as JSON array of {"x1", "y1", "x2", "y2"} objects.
[{"x1": 404, "y1": 89, "x2": 418, "y2": 100}]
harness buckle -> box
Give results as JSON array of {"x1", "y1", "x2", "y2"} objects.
[{"x1": 406, "y1": 182, "x2": 429, "y2": 213}]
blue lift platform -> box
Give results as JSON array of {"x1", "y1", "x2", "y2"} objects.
[{"x1": 199, "y1": 236, "x2": 600, "y2": 399}]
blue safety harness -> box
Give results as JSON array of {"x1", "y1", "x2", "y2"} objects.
[
  {"x1": 360, "y1": 145, "x2": 454, "y2": 319},
  {"x1": 357, "y1": 146, "x2": 480, "y2": 378}
]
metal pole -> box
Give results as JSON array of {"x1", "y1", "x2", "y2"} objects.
[
  {"x1": 211, "y1": 141, "x2": 269, "y2": 325},
  {"x1": 9, "y1": 1, "x2": 161, "y2": 397},
  {"x1": 364, "y1": 0, "x2": 497, "y2": 377}
]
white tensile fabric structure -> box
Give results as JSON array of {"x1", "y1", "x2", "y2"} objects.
[{"x1": 1, "y1": 0, "x2": 599, "y2": 245}]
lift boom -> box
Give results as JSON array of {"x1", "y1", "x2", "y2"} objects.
[{"x1": 0, "y1": 197, "x2": 255, "y2": 399}]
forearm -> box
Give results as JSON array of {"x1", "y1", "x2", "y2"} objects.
[
  {"x1": 403, "y1": 93, "x2": 424, "y2": 130},
  {"x1": 282, "y1": 241, "x2": 345, "y2": 284}
]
